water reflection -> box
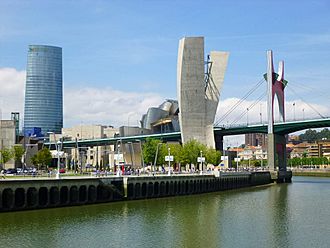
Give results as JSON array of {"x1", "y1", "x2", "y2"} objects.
[{"x1": 269, "y1": 184, "x2": 290, "y2": 248}]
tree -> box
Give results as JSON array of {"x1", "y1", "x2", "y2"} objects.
[
  {"x1": 142, "y1": 138, "x2": 162, "y2": 165},
  {"x1": 178, "y1": 139, "x2": 207, "y2": 166},
  {"x1": 319, "y1": 128, "x2": 330, "y2": 140},
  {"x1": 299, "y1": 128, "x2": 330, "y2": 142},
  {"x1": 35, "y1": 148, "x2": 52, "y2": 170},
  {"x1": 0, "y1": 148, "x2": 13, "y2": 167},
  {"x1": 30, "y1": 154, "x2": 39, "y2": 168},
  {"x1": 156, "y1": 143, "x2": 182, "y2": 169},
  {"x1": 300, "y1": 129, "x2": 318, "y2": 143},
  {"x1": 12, "y1": 145, "x2": 25, "y2": 167},
  {"x1": 205, "y1": 148, "x2": 221, "y2": 165}
]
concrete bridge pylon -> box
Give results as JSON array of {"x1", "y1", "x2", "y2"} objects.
[{"x1": 266, "y1": 50, "x2": 287, "y2": 172}]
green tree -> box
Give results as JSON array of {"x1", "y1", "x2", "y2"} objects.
[
  {"x1": 299, "y1": 128, "x2": 330, "y2": 142},
  {"x1": 0, "y1": 148, "x2": 13, "y2": 167},
  {"x1": 156, "y1": 143, "x2": 183, "y2": 168},
  {"x1": 30, "y1": 154, "x2": 39, "y2": 168},
  {"x1": 149, "y1": 143, "x2": 181, "y2": 167},
  {"x1": 299, "y1": 129, "x2": 317, "y2": 142},
  {"x1": 36, "y1": 148, "x2": 52, "y2": 170},
  {"x1": 205, "y1": 148, "x2": 221, "y2": 165},
  {"x1": 142, "y1": 138, "x2": 162, "y2": 165},
  {"x1": 319, "y1": 128, "x2": 330, "y2": 140},
  {"x1": 178, "y1": 139, "x2": 207, "y2": 166},
  {"x1": 12, "y1": 145, "x2": 25, "y2": 167}
]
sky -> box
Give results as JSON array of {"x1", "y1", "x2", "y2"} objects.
[{"x1": 1, "y1": 0, "x2": 330, "y2": 145}]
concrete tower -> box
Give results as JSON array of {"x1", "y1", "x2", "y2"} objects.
[
  {"x1": 177, "y1": 37, "x2": 229, "y2": 148},
  {"x1": 266, "y1": 50, "x2": 287, "y2": 171}
]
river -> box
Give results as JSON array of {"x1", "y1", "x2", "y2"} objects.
[{"x1": 0, "y1": 176, "x2": 329, "y2": 248}]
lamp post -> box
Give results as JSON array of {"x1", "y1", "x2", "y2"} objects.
[
  {"x1": 136, "y1": 140, "x2": 145, "y2": 174},
  {"x1": 47, "y1": 132, "x2": 61, "y2": 179},
  {"x1": 236, "y1": 143, "x2": 239, "y2": 172},
  {"x1": 75, "y1": 137, "x2": 81, "y2": 174},
  {"x1": 200, "y1": 150, "x2": 203, "y2": 175},
  {"x1": 154, "y1": 143, "x2": 163, "y2": 173},
  {"x1": 302, "y1": 108, "x2": 305, "y2": 120},
  {"x1": 168, "y1": 147, "x2": 171, "y2": 176},
  {"x1": 247, "y1": 108, "x2": 249, "y2": 125},
  {"x1": 127, "y1": 142, "x2": 134, "y2": 169},
  {"x1": 260, "y1": 103, "x2": 263, "y2": 124},
  {"x1": 115, "y1": 139, "x2": 123, "y2": 177},
  {"x1": 293, "y1": 102, "x2": 296, "y2": 120}
]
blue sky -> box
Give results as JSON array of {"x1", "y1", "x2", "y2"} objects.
[{"x1": 1, "y1": 0, "x2": 330, "y2": 136}]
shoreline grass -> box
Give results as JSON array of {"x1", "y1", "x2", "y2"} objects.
[{"x1": 293, "y1": 171, "x2": 330, "y2": 177}]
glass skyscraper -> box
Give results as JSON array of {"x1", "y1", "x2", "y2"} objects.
[{"x1": 24, "y1": 45, "x2": 63, "y2": 135}]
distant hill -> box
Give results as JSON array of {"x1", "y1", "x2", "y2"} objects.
[{"x1": 299, "y1": 128, "x2": 330, "y2": 143}]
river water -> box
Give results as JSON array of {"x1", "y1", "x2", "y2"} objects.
[{"x1": 0, "y1": 176, "x2": 330, "y2": 248}]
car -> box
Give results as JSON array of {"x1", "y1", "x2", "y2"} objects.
[
  {"x1": 5, "y1": 168, "x2": 17, "y2": 175},
  {"x1": 59, "y1": 168, "x2": 66, "y2": 173}
]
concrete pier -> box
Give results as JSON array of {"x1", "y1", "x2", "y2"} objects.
[
  {"x1": 270, "y1": 170, "x2": 292, "y2": 183},
  {"x1": 0, "y1": 172, "x2": 272, "y2": 212}
]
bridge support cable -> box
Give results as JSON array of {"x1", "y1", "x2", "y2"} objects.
[
  {"x1": 214, "y1": 78, "x2": 266, "y2": 126},
  {"x1": 229, "y1": 90, "x2": 267, "y2": 126},
  {"x1": 286, "y1": 84, "x2": 326, "y2": 119},
  {"x1": 288, "y1": 80, "x2": 330, "y2": 102}
]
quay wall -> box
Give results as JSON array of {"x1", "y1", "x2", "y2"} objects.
[{"x1": 0, "y1": 172, "x2": 271, "y2": 213}]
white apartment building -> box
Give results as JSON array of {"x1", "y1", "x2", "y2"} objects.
[{"x1": 60, "y1": 125, "x2": 119, "y2": 170}]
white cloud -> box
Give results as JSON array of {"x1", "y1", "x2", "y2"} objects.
[
  {"x1": 0, "y1": 67, "x2": 25, "y2": 119},
  {"x1": 0, "y1": 67, "x2": 164, "y2": 128},
  {"x1": 64, "y1": 87, "x2": 164, "y2": 127}
]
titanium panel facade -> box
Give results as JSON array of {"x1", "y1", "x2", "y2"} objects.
[
  {"x1": 177, "y1": 37, "x2": 229, "y2": 148},
  {"x1": 24, "y1": 45, "x2": 63, "y2": 134}
]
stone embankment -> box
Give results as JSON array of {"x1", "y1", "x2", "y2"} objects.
[{"x1": 0, "y1": 172, "x2": 274, "y2": 213}]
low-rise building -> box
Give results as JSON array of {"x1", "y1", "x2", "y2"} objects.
[
  {"x1": 0, "y1": 120, "x2": 16, "y2": 168},
  {"x1": 318, "y1": 140, "x2": 330, "y2": 159},
  {"x1": 60, "y1": 125, "x2": 120, "y2": 170},
  {"x1": 238, "y1": 146, "x2": 255, "y2": 160},
  {"x1": 254, "y1": 146, "x2": 267, "y2": 160},
  {"x1": 290, "y1": 142, "x2": 309, "y2": 158},
  {"x1": 307, "y1": 143, "x2": 319, "y2": 158}
]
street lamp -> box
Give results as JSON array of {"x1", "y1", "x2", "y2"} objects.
[
  {"x1": 154, "y1": 143, "x2": 163, "y2": 173},
  {"x1": 127, "y1": 142, "x2": 135, "y2": 169},
  {"x1": 260, "y1": 103, "x2": 263, "y2": 124},
  {"x1": 47, "y1": 132, "x2": 61, "y2": 179},
  {"x1": 136, "y1": 140, "x2": 145, "y2": 174},
  {"x1": 199, "y1": 150, "x2": 203, "y2": 175},
  {"x1": 247, "y1": 108, "x2": 249, "y2": 125},
  {"x1": 302, "y1": 108, "x2": 305, "y2": 120},
  {"x1": 168, "y1": 147, "x2": 171, "y2": 176},
  {"x1": 293, "y1": 102, "x2": 296, "y2": 120},
  {"x1": 75, "y1": 137, "x2": 81, "y2": 173},
  {"x1": 115, "y1": 139, "x2": 123, "y2": 177},
  {"x1": 236, "y1": 143, "x2": 239, "y2": 172}
]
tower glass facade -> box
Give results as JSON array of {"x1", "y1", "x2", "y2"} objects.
[{"x1": 24, "y1": 45, "x2": 63, "y2": 134}]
